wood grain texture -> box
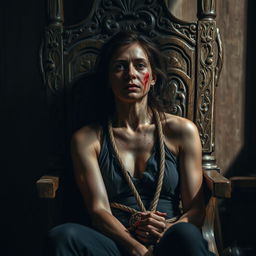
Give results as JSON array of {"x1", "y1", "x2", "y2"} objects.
[
  {"x1": 204, "y1": 170, "x2": 231, "y2": 198},
  {"x1": 202, "y1": 197, "x2": 219, "y2": 255},
  {"x1": 215, "y1": 0, "x2": 247, "y2": 175}
]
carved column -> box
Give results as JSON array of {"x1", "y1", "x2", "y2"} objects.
[
  {"x1": 42, "y1": 0, "x2": 64, "y2": 93},
  {"x1": 196, "y1": 0, "x2": 222, "y2": 171},
  {"x1": 40, "y1": 0, "x2": 66, "y2": 171}
]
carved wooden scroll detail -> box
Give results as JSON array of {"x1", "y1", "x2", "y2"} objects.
[
  {"x1": 166, "y1": 77, "x2": 187, "y2": 117},
  {"x1": 63, "y1": 0, "x2": 197, "y2": 48},
  {"x1": 62, "y1": 0, "x2": 197, "y2": 120},
  {"x1": 67, "y1": 40, "x2": 194, "y2": 119},
  {"x1": 196, "y1": 20, "x2": 217, "y2": 152},
  {"x1": 40, "y1": 26, "x2": 64, "y2": 93},
  {"x1": 69, "y1": 52, "x2": 98, "y2": 83},
  {"x1": 161, "y1": 46, "x2": 193, "y2": 118},
  {"x1": 166, "y1": 50, "x2": 187, "y2": 73}
]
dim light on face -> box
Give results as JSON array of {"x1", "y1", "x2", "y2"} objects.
[{"x1": 109, "y1": 43, "x2": 156, "y2": 103}]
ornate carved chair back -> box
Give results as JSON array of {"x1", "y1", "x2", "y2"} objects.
[
  {"x1": 39, "y1": 0, "x2": 224, "y2": 254},
  {"x1": 40, "y1": 0, "x2": 222, "y2": 171}
]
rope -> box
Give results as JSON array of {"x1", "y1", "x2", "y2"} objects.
[
  {"x1": 150, "y1": 109, "x2": 165, "y2": 211},
  {"x1": 108, "y1": 120, "x2": 147, "y2": 212},
  {"x1": 110, "y1": 202, "x2": 179, "y2": 224},
  {"x1": 108, "y1": 109, "x2": 179, "y2": 225},
  {"x1": 110, "y1": 202, "x2": 138, "y2": 214}
]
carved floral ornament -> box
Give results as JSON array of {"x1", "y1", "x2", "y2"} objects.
[
  {"x1": 167, "y1": 77, "x2": 186, "y2": 117},
  {"x1": 196, "y1": 20, "x2": 217, "y2": 151},
  {"x1": 70, "y1": 53, "x2": 98, "y2": 82},
  {"x1": 166, "y1": 51, "x2": 187, "y2": 72},
  {"x1": 78, "y1": 54, "x2": 97, "y2": 74},
  {"x1": 63, "y1": 0, "x2": 197, "y2": 48},
  {"x1": 41, "y1": 26, "x2": 63, "y2": 92}
]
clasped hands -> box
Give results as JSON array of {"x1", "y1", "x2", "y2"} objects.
[{"x1": 133, "y1": 211, "x2": 167, "y2": 245}]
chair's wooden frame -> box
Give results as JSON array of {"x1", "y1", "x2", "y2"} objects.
[{"x1": 37, "y1": 0, "x2": 231, "y2": 255}]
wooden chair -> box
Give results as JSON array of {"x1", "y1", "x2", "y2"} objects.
[{"x1": 37, "y1": 0, "x2": 231, "y2": 255}]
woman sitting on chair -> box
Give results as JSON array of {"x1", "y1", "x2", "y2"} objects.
[{"x1": 47, "y1": 32, "x2": 214, "y2": 256}]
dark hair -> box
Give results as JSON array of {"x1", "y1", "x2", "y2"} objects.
[{"x1": 95, "y1": 31, "x2": 169, "y2": 120}]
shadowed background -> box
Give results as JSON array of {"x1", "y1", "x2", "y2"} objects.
[{"x1": 1, "y1": 0, "x2": 255, "y2": 255}]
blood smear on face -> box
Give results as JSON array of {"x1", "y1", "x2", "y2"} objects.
[{"x1": 143, "y1": 72, "x2": 149, "y2": 91}]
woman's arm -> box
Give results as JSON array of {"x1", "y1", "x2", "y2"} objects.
[
  {"x1": 71, "y1": 126, "x2": 149, "y2": 256},
  {"x1": 167, "y1": 118, "x2": 205, "y2": 228}
]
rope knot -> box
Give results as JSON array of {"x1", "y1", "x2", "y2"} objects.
[{"x1": 129, "y1": 212, "x2": 143, "y2": 232}]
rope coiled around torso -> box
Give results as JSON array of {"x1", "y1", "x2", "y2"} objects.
[{"x1": 108, "y1": 109, "x2": 180, "y2": 227}]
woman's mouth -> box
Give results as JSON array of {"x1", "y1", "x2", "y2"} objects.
[{"x1": 126, "y1": 84, "x2": 140, "y2": 91}]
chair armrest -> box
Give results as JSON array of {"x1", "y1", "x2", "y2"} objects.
[
  {"x1": 36, "y1": 176, "x2": 59, "y2": 199},
  {"x1": 203, "y1": 170, "x2": 231, "y2": 198}
]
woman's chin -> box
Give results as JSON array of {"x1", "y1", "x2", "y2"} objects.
[{"x1": 116, "y1": 93, "x2": 147, "y2": 104}]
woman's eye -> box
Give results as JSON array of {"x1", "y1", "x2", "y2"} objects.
[
  {"x1": 136, "y1": 63, "x2": 146, "y2": 69},
  {"x1": 114, "y1": 63, "x2": 126, "y2": 71}
]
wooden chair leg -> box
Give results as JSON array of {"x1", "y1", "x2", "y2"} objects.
[
  {"x1": 202, "y1": 197, "x2": 219, "y2": 256},
  {"x1": 214, "y1": 205, "x2": 223, "y2": 254}
]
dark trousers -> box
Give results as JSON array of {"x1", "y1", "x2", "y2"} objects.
[{"x1": 45, "y1": 222, "x2": 215, "y2": 256}]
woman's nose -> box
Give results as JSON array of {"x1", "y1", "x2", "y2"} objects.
[{"x1": 126, "y1": 63, "x2": 136, "y2": 79}]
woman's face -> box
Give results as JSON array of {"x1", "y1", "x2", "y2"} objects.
[{"x1": 108, "y1": 43, "x2": 156, "y2": 103}]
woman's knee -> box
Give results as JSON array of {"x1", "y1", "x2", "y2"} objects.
[
  {"x1": 46, "y1": 223, "x2": 123, "y2": 256},
  {"x1": 48, "y1": 223, "x2": 83, "y2": 243},
  {"x1": 165, "y1": 222, "x2": 202, "y2": 240},
  {"x1": 155, "y1": 223, "x2": 210, "y2": 256}
]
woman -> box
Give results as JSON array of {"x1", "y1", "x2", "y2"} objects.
[{"x1": 47, "y1": 32, "x2": 213, "y2": 256}]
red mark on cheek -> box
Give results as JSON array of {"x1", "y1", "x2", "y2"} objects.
[{"x1": 143, "y1": 72, "x2": 149, "y2": 91}]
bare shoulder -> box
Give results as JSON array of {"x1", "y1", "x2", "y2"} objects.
[
  {"x1": 162, "y1": 112, "x2": 198, "y2": 134},
  {"x1": 71, "y1": 124, "x2": 102, "y2": 155},
  {"x1": 162, "y1": 112, "x2": 200, "y2": 143}
]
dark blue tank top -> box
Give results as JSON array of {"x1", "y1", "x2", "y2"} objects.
[{"x1": 98, "y1": 126, "x2": 181, "y2": 227}]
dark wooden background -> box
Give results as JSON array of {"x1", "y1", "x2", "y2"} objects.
[{"x1": 1, "y1": 0, "x2": 255, "y2": 255}]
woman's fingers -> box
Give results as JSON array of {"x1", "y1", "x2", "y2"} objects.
[
  {"x1": 136, "y1": 234, "x2": 149, "y2": 245},
  {"x1": 137, "y1": 223, "x2": 165, "y2": 234},
  {"x1": 135, "y1": 228, "x2": 163, "y2": 244},
  {"x1": 133, "y1": 211, "x2": 167, "y2": 244},
  {"x1": 134, "y1": 230, "x2": 151, "y2": 244},
  {"x1": 137, "y1": 215, "x2": 166, "y2": 232},
  {"x1": 133, "y1": 212, "x2": 167, "y2": 245},
  {"x1": 135, "y1": 229, "x2": 150, "y2": 238},
  {"x1": 140, "y1": 211, "x2": 166, "y2": 222},
  {"x1": 155, "y1": 211, "x2": 167, "y2": 217}
]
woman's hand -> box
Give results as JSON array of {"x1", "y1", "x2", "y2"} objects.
[
  {"x1": 134, "y1": 211, "x2": 167, "y2": 245},
  {"x1": 144, "y1": 246, "x2": 154, "y2": 256},
  {"x1": 128, "y1": 242, "x2": 152, "y2": 256}
]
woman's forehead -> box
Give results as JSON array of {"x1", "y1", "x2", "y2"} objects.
[{"x1": 111, "y1": 43, "x2": 149, "y2": 61}]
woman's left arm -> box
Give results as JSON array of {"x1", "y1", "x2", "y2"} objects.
[{"x1": 170, "y1": 119, "x2": 205, "y2": 228}]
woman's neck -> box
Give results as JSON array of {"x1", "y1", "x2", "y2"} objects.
[{"x1": 113, "y1": 99, "x2": 153, "y2": 131}]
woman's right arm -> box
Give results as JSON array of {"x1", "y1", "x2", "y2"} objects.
[{"x1": 71, "y1": 126, "x2": 149, "y2": 256}]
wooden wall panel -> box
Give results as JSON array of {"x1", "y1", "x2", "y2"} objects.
[{"x1": 215, "y1": 0, "x2": 247, "y2": 175}]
